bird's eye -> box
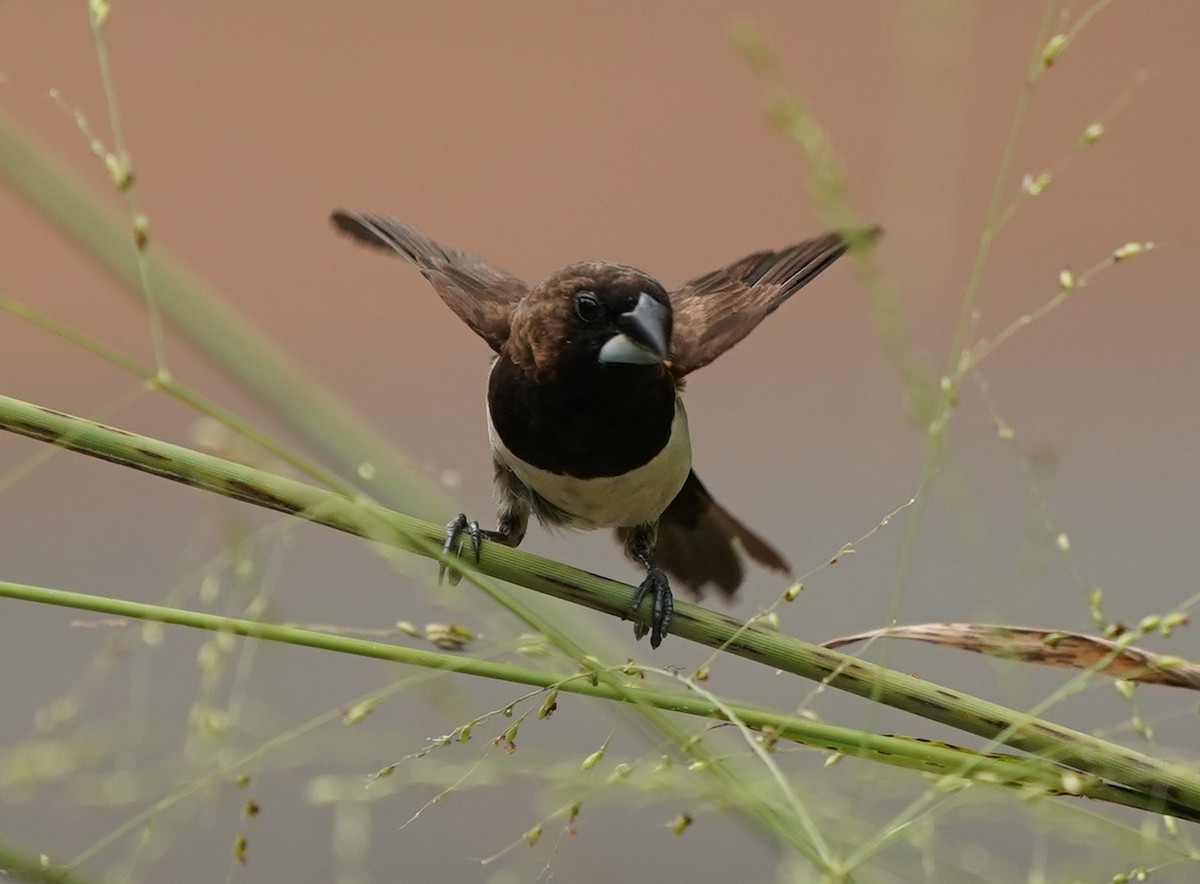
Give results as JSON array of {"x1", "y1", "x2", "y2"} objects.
[{"x1": 574, "y1": 291, "x2": 604, "y2": 324}]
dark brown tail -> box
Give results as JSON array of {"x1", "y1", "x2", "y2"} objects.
[{"x1": 645, "y1": 471, "x2": 790, "y2": 600}]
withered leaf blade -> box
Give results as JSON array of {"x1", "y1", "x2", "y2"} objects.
[{"x1": 823, "y1": 623, "x2": 1200, "y2": 690}]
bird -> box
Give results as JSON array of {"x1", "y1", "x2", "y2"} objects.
[{"x1": 331, "y1": 210, "x2": 867, "y2": 648}]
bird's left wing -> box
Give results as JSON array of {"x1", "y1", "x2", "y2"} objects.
[
  {"x1": 667, "y1": 228, "x2": 876, "y2": 377},
  {"x1": 331, "y1": 211, "x2": 528, "y2": 353}
]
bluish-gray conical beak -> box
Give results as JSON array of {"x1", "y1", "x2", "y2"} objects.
[{"x1": 598, "y1": 292, "x2": 670, "y2": 366}]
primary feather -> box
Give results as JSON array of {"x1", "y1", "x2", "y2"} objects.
[
  {"x1": 668, "y1": 228, "x2": 876, "y2": 377},
  {"x1": 331, "y1": 210, "x2": 526, "y2": 353}
]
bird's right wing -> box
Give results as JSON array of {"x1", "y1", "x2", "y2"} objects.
[
  {"x1": 331, "y1": 211, "x2": 529, "y2": 353},
  {"x1": 668, "y1": 228, "x2": 877, "y2": 378}
]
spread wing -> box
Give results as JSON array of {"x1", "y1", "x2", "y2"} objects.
[
  {"x1": 668, "y1": 228, "x2": 876, "y2": 377},
  {"x1": 331, "y1": 210, "x2": 528, "y2": 353}
]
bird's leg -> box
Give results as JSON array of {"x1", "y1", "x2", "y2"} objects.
[
  {"x1": 439, "y1": 469, "x2": 530, "y2": 585},
  {"x1": 622, "y1": 524, "x2": 673, "y2": 648}
]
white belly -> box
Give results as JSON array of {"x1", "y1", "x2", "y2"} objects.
[{"x1": 489, "y1": 400, "x2": 691, "y2": 529}]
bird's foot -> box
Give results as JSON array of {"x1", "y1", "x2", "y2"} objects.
[
  {"x1": 625, "y1": 567, "x2": 673, "y2": 648},
  {"x1": 440, "y1": 513, "x2": 484, "y2": 585}
]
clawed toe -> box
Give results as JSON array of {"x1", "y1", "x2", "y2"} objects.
[
  {"x1": 626, "y1": 567, "x2": 674, "y2": 648},
  {"x1": 440, "y1": 513, "x2": 484, "y2": 585}
]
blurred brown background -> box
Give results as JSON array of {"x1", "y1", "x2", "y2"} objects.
[{"x1": 2, "y1": 2, "x2": 1198, "y2": 882}]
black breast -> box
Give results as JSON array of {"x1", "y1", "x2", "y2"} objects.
[{"x1": 488, "y1": 357, "x2": 677, "y2": 479}]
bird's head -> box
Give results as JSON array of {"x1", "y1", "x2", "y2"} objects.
[{"x1": 508, "y1": 262, "x2": 673, "y2": 379}]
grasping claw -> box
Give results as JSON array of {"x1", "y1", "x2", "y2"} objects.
[
  {"x1": 619, "y1": 526, "x2": 676, "y2": 647},
  {"x1": 626, "y1": 567, "x2": 674, "y2": 648},
  {"x1": 440, "y1": 513, "x2": 484, "y2": 585}
]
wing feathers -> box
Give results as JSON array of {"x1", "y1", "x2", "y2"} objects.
[
  {"x1": 669, "y1": 228, "x2": 876, "y2": 376},
  {"x1": 331, "y1": 211, "x2": 527, "y2": 352}
]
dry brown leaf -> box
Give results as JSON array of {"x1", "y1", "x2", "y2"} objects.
[{"x1": 823, "y1": 623, "x2": 1200, "y2": 689}]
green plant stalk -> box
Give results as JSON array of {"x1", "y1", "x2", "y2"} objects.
[
  {"x1": 2, "y1": 393, "x2": 1198, "y2": 819},
  {"x1": 0, "y1": 577, "x2": 1190, "y2": 824}
]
